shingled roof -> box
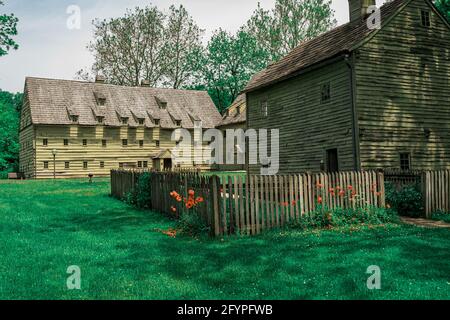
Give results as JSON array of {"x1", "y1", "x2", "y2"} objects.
[
  {"x1": 25, "y1": 77, "x2": 222, "y2": 129},
  {"x1": 244, "y1": 0, "x2": 408, "y2": 93},
  {"x1": 218, "y1": 94, "x2": 246, "y2": 127}
]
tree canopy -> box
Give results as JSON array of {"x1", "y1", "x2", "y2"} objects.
[
  {"x1": 435, "y1": 0, "x2": 450, "y2": 22},
  {"x1": 0, "y1": 91, "x2": 22, "y2": 172},
  {"x1": 0, "y1": 0, "x2": 19, "y2": 57}
]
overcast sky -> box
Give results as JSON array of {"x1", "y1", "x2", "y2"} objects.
[{"x1": 0, "y1": 0, "x2": 386, "y2": 93}]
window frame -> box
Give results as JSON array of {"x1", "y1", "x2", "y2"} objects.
[
  {"x1": 43, "y1": 139, "x2": 48, "y2": 146},
  {"x1": 43, "y1": 161, "x2": 49, "y2": 169},
  {"x1": 260, "y1": 100, "x2": 268, "y2": 118},
  {"x1": 139, "y1": 140, "x2": 144, "y2": 148},
  {"x1": 83, "y1": 161, "x2": 88, "y2": 170},
  {"x1": 82, "y1": 139, "x2": 88, "y2": 147},
  {"x1": 122, "y1": 139, "x2": 128, "y2": 147},
  {"x1": 65, "y1": 162, "x2": 70, "y2": 169},
  {"x1": 321, "y1": 82, "x2": 331, "y2": 103},
  {"x1": 420, "y1": 9, "x2": 431, "y2": 28},
  {"x1": 400, "y1": 152, "x2": 412, "y2": 171},
  {"x1": 100, "y1": 161, "x2": 105, "y2": 169},
  {"x1": 102, "y1": 140, "x2": 107, "y2": 148}
]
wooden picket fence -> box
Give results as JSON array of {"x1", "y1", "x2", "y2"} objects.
[
  {"x1": 422, "y1": 170, "x2": 450, "y2": 218},
  {"x1": 111, "y1": 170, "x2": 385, "y2": 237}
]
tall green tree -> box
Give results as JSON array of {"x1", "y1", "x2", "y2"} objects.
[
  {"x1": 192, "y1": 29, "x2": 269, "y2": 113},
  {"x1": 0, "y1": 0, "x2": 19, "y2": 57},
  {"x1": 0, "y1": 91, "x2": 22, "y2": 172},
  {"x1": 246, "y1": 0, "x2": 336, "y2": 62},
  {"x1": 435, "y1": 0, "x2": 450, "y2": 22}
]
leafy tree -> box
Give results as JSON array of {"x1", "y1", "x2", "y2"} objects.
[
  {"x1": 435, "y1": 0, "x2": 450, "y2": 22},
  {"x1": 192, "y1": 29, "x2": 269, "y2": 112},
  {"x1": 0, "y1": 90, "x2": 22, "y2": 172},
  {"x1": 86, "y1": 6, "x2": 166, "y2": 86},
  {"x1": 82, "y1": 5, "x2": 203, "y2": 89},
  {"x1": 164, "y1": 5, "x2": 204, "y2": 89},
  {"x1": 0, "y1": 0, "x2": 19, "y2": 57},
  {"x1": 246, "y1": 0, "x2": 336, "y2": 62}
]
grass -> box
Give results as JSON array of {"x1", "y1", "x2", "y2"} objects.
[
  {"x1": 432, "y1": 211, "x2": 450, "y2": 223},
  {"x1": 0, "y1": 179, "x2": 449, "y2": 300}
]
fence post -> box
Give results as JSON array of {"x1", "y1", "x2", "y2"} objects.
[{"x1": 211, "y1": 175, "x2": 221, "y2": 237}]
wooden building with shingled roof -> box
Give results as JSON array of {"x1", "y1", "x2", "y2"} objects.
[
  {"x1": 19, "y1": 76, "x2": 222, "y2": 179},
  {"x1": 244, "y1": 0, "x2": 450, "y2": 174}
]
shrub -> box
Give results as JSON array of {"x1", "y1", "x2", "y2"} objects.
[
  {"x1": 288, "y1": 205, "x2": 398, "y2": 230},
  {"x1": 176, "y1": 212, "x2": 210, "y2": 237},
  {"x1": 432, "y1": 211, "x2": 450, "y2": 223},
  {"x1": 125, "y1": 173, "x2": 152, "y2": 209},
  {"x1": 385, "y1": 182, "x2": 423, "y2": 217}
]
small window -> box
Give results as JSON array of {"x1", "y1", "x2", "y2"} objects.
[
  {"x1": 71, "y1": 115, "x2": 79, "y2": 123},
  {"x1": 102, "y1": 140, "x2": 107, "y2": 148},
  {"x1": 138, "y1": 119, "x2": 145, "y2": 125},
  {"x1": 97, "y1": 116, "x2": 104, "y2": 124},
  {"x1": 43, "y1": 161, "x2": 49, "y2": 169},
  {"x1": 160, "y1": 102, "x2": 167, "y2": 110},
  {"x1": 400, "y1": 153, "x2": 411, "y2": 170},
  {"x1": 138, "y1": 161, "x2": 143, "y2": 168},
  {"x1": 260, "y1": 101, "x2": 268, "y2": 118},
  {"x1": 100, "y1": 161, "x2": 105, "y2": 169},
  {"x1": 236, "y1": 106, "x2": 241, "y2": 115},
  {"x1": 175, "y1": 120, "x2": 181, "y2": 127},
  {"x1": 64, "y1": 139, "x2": 69, "y2": 146},
  {"x1": 321, "y1": 83, "x2": 331, "y2": 103},
  {"x1": 43, "y1": 139, "x2": 48, "y2": 146},
  {"x1": 326, "y1": 149, "x2": 339, "y2": 173},
  {"x1": 143, "y1": 161, "x2": 148, "y2": 168},
  {"x1": 65, "y1": 162, "x2": 70, "y2": 169},
  {"x1": 154, "y1": 119, "x2": 160, "y2": 126},
  {"x1": 122, "y1": 139, "x2": 128, "y2": 147},
  {"x1": 122, "y1": 118, "x2": 128, "y2": 125},
  {"x1": 82, "y1": 139, "x2": 87, "y2": 146},
  {"x1": 83, "y1": 161, "x2": 88, "y2": 170},
  {"x1": 97, "y1": 98, "x2": 106, "y2": 106},
  {"x1": 421, "y1": 10, "x2": 431, "y2": 27},
  {"x1": 139, "y1": 140, "x2": 144, "y2": 148},
  {"x1": 156, "y1": 140, "x2": 160, "y2": 147}
]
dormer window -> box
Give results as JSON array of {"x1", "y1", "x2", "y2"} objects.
[
  {"x1": 94, "y1": 92, "x2": 106, "y2": 106},
  {"x1": 97, "y1": 116, "x2": 104, "y2": 124},
  {"x1": 70, "y1": 115, "x2": 79, "y2": 123},
  {"x1": 175, "y1": 120, "x2": 181, "y2": 127},
  {"x1": 236, "y1": 106, "x2": 241, "y2": 115},
  {"x1": 154, "y1": 119, "x2": 160, "y2": 126},
  {"x1": 121, "y1": 117, "x2": 128, "y2": 125},
  {"x1": 160, "y1": 102, "x2": 167, "y2": 110},
  {"x1": 138, "y1": 119, "x2": 145, "y2": 125}
]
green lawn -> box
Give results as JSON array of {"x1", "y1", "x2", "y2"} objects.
[{"x1": 0, "y1": 179, "x2": 449, "y2": 300}]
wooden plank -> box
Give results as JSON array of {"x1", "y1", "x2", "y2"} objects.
[
  {"x1": 245, "y1": 175, "x2": 251, "y2": 236},
  {"x1": 228, "y1": 176, "x2": 235, "y2": 234},
  {"x1": 250, "y1": 175, "x2": 256, "y2": 235},
  {"x1": 239, "y1": 176, "x2": 245, "y2": 235},
  {"x1": 254, "y1": 175, "x2": 260, "y2": 234},
  {"x1": 274, "y1": 175, "x2": 280, "y2": 227}
]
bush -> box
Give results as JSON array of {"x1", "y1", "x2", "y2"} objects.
[
  {"x1": 125, "y1": 173, "x2": 152, "y2": 209},
  {"x1": 176, "y1": 212, "x2": 210, "y2": 237},
  {"x1": 288, "y1": 205, "x2": 398, "y2": 230},
  {"x1": 432, "y1": 211, "x2": 450, "y2": 223},
  {"x1": 385, "y1": 182, "x2": 423, "y2": 217}
]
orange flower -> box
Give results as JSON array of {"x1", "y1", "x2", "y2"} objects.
[
  {"x1": 170, "y1": 206, "x2": 177, "y2": 213},
  {"x1": 329, "y1": 188, "x2": 335, "y2": 193},
  {"x1": 317, "y1": 196, "x2": 323, "y2": 204},
  {"x1": 348, "y1": 185, "x2": 354, "y2": 190},
  {"x1": 292, "y1": 200, "x2": 297, "y2": 206},
  {"x1": 186, "y1": 202, "x2": 193, "y2": 209},
  {"x1": 339, "y1": 190, "x2": 345, "y2": 197},
  {"x1": 196, "y1": 197, "x2": 204, "y2": 203},
  {"x1": 176, "y1": 196, "x2": 182, "y2": 202},
  {"x1": 188, "y1": 190, "x2": 195, "y2": 197}
]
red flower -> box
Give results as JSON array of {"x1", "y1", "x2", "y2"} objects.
[
  {"x1": 188, "y1": 190, "x2": 195, "y2": 197},
  {"x1": 317, "y1": 196, "x2": 323, "y2": 204},
  {"x1": 348, "y1": 185, "x2": 354, "y2": 190},
  {"x1": 196, "y1": 197, "x2": 204, "y2": 203}
]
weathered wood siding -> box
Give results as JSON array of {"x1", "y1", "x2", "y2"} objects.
[
  {"x1": 247, "y1": 60, "x2": 355, "y2": 174},
  {"x1": 19, "y1": 94, "x2": 35, "y2": 178},
  {"x1": 30, "y1": 125, "x2": 212, "y2": 179},
  {"x1": 356, "y1": 0, "x2": 450, "y2": 170}
]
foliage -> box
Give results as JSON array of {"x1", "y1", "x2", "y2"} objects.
[
  {"x1": 176, "y1": 212, "x2": 211, "y2": 238},
  {"x1": 435, "y1": 0, "x2": 450, "y2": 22},
  {"x1": 0, "y1": 0, "x2": 19, "y2": 57},
  {"x1": 289, "y1": 205, "x2": 397, "y2": 230},
  {"x1": 432, "y1": 211, "x2": 450, "y2": 223},
  {"x1": 385, "y1": 182, "x2": 424, "y2": 218},
  {"x1": 82, "y1": 5, "x2": 202, "y2": 89},
  {"x1": 191, "y1": 29, "x2": 269, "y2": 113},
  {"x1": 246, "y1": 0, "x2": 336, "y2": 62},
  {"x1": 125, "y1": 172, "x2": 153, "y2": 209},
  {"x1": 0, "y1": 90, "x2": 22, "y2": 173}
]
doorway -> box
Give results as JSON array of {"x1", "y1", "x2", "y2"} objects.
[{"x1": 163, "y1": 159, "x2": 173, "y2": 171}]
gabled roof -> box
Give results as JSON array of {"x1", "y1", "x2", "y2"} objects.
[
  {"x1": 24, "y1": 77, "x2": 222, "y2": 129},
  {"x1": 244, "y1": 0, "x2": 409, "y2": 93},
  {"x1": 219, "y1": 94, "x2": 246, "y2": 127}
]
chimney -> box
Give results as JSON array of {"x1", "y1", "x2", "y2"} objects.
[
  {"x1": 141, "y1": 80, "x2": 150, "y2": 87},
  {"x1": 348, "y1": 0, "x2": 376, "y2": 22},
  {"x1": 95, "y1": 75, "x2": 106, "y2": 84}
]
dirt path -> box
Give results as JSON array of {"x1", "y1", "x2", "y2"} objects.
[{"x1": 401, "y1": 217, "x2": 450, "y2": 229}]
